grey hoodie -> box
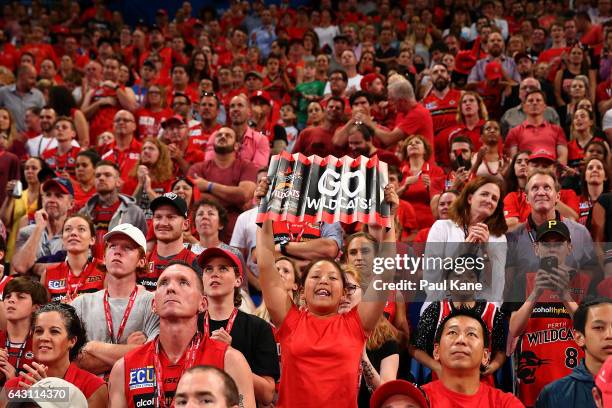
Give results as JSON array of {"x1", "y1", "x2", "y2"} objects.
[{"x1": 79, "y1": 193, "x2": 148, "y2": 235}]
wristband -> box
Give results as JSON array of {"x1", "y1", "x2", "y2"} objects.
[{"x1": 207, "y1": 182, "x2": 214, "y2": 193}]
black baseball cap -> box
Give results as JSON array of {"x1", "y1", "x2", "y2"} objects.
[
  {"x1": 536, "y1": 219, "x2": 571, "y2": 242},
  {"x1": 150, "y1": 192, "x2": 188, "y2": 218}
]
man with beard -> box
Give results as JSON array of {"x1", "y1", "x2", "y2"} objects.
[
  {"x1": 292, "y1": 96, "x2": 345, "y2": 157},
  {"x1": 467, "y1": 31, "x2": 521, "y2": 85},
  {"x1": 139, "y1": 193, "x2": 199, "y2": 291},
  {"x1": 422, "y1": 63, "x2": 461, "y2": 135},
  {"x1": 12, "y1": 178, "x2": 74, "y2": 275},
  {"x1": 345, "y1": 123, "x2": 399, "y2": 166},
  {"x1": 189, "y1": 92, "x2": 221, "y2": 150},
  {"x1": 205, "y1": 95, "x2": 269, "y2": 169},
  {"x1": 26, "y1": 107, "x2": 79, "y2": 157},
  {"x1": 80, "y1": 161, "x2": 147, "y2": 259},
  {"x1": 188, "y1": 127, "x2": 258, "y2": 241}
]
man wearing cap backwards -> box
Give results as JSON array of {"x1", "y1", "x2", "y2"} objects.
[
  {"x1": 140, "y1": 193, "x2": 199, "y2": 291},
  {"x1": 505, "y1": 89, "x2": 568, "y2": 165},
  {"x1": 204, "y1": 94, "x2": 270, "y2": 169},
  {"x1": 71, "y1": 223, "x2": 159, "y2": 375},
  {"x1": 198, "y1": 247, "x2": 279, "y2": 405},
  {"x1": 422, "y1": 308, "x2": 523, "y2": 407},
  {"x1": 536, "y1": 297, "x2": 612, "y2": 407},
  {"x1": 500, "y1": 78, "x2": 560, "y2": 137},
  {"x1": 504, "y1": 151, "x2": 580, "y2": 231},
  {"x1": 12, "y1": 178, "x2": 74, "y2": 275},
  {"x1": 108, "y1": 261, "x2": 256, "y2": 408},
  {"x1": 160, "y1": 115, "x2": 204, "y2": 177},
  {"x1": 100, "y1": 109, "x2": 142, "y2": 180},
  {"x1": 188, "y1": 127, "x2": 258, "y2": 241},
  {"x1": 504, "y1": 203, "x2": 596, "y2": 406},
  {"x1": 421, "y1": 63, "x2": 461, "y2": 135},
  {"x1": 369, "y1": 379, "x2": 429, "y2": 408}
]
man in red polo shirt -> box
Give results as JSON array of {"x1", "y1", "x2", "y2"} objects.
[
  {"x1": 505, "y1": 89, "x2": 568, "y2": 164},
  {"x1": 99, "y1": 110, "x2": 141, "y2": 180},
  {"x1": 292, "y1": 96, "x2": 344, "y2": 157},
  {"x1": 370, "y1": 80, "x2": 434, "y2": 158},
  {"x1": 422, "y1": 63, "x2": 461, "y2": 135}
]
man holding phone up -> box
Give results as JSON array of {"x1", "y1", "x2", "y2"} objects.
[{"x1": 502, "y1": 169, "x2": 598, "y2": 407}]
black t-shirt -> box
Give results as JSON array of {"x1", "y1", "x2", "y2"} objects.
[
  {"x1": 198, "y1": 310, "x2": 280, "y2": 380},
  {"x1": 357, "y1": 340, "x2": 399, "y2": 408}
]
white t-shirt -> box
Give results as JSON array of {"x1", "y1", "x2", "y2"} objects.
[
  {"x1": 27, "y1": 135, "x2": 80, "y2": 158},
  {"x1": 602, "y1": 108, "x2": 612, "y2": 130}
]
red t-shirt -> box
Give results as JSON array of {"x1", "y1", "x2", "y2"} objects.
[
  {"x1": 42, "y1": 146, "x2": 80, "y2": 178},
  {"x1": 400, "y1": 162, "x2": 445, "y2": 229},
  {"x1": 140, "y1": 245, "x2": 199, "y2": 291},
  {"x1": 537, "y1": 47, "x2": 566, "y2": 64},
  {"x1": 596, "y1": 79, "x2": 612, "y2": 106},
  {"x1": 435, "y1": 120, "x2": 485, "y2": 168},
  {"x1": 5, "y1": 362, "x2": 104, "y2": 399},
  {"x1": 395, "y1": 104, "x2": 435, "y2": 160},
  {"x1": 122, "y1": 336, "x2": 227, "y2": 408},
  {"x1": 423, "y1": 380, "x2": 524, "y2": 408},
  {"x1": 87, "y1": 85, "x2": 122, "y2": 142},
  {"x1": 136, "y1": 107, "x2": 173, "y2": 139},
  {"x1": 292, "y1": 125, "x2": 341, "y2": 157},
  {"x1": 567, "y1": 137, "x2": 606, "y2": 168},
  {"x1": 276, "y1": 305, "x2": 366, "y2": 408},
  {"x1": 44, "y1": 259, "x2": 105, "y2": 302},
  {"x1": 91, "y1": 200, "x2": 121, "y2": 259},
  {"x1": 0, "y1": 330, "x2": 34, "y2": 379},
  {"x1": 397, "y1": 199, "x2": 418, "y2": 241},
  {"x1": 422, "y1": 89, "x2": 461, "y2": 136},
  {"x1": 99, "y1": 138, "x2": 142, "y2": 180},
  {"x1": 72, "y1": 182, "x2": 96, "y2": 213},
  {"x1": 20, "y1": 42, "x2": 58, "y2": 70},
  {"x1": 0, "y1": 43, "x2": 18, "y2": 72},
  {"x1": 187, "y1": 123, "x2": 222, "y2": 152}
]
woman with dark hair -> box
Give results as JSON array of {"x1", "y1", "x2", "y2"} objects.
[
  {"x1": 135, "y1": 84, "x2": 173, "y2": 139},
  {"x1": 186, "y1": 50, "x2": 211, "y2": 87},
  {"x1": 302, "y1": 30, "x2": 320, "y2": 62},
  {"x1": 358, "y1": 51, "x2": 377, "y2": 75},
  {"x1": 1, "y1": 303, "x2": 108, "y2": 407},
  {"x1": 503, "y1": 150, "x2": 531, "y2": 230},
  {"x1": 1, "y1": 157, "x2": 44, "y2": 261},
  {"x1": 41, "y1": 214, "x2": 105, "y2": 302},
  {"x1": 172, "y1": 177, "x2": 199, "y2": 244},
  {"x1": 72, "y1": 150, "x2": 100, "y2": 212},
  {"x1": 47, "y1": 85, "x2": 89, "y2": 147},
  {"x1": 397, "y1": 134, "x2": 445, "y2": 229},
  {"x1": 255, "y1": 257, "x2": 300, "y2": 323},
  {"x1": 424, "y1": 176, "x2": 508, "y2": 303},
  {"x1": 190, "y1": 198, "x2": 239, "y2": 258},
  {"x1": 554, "y1": 43, "x2": 596, "y2": 106},
  {"x1": 577, "y1": 158, "x2": 611, "y2": 228},
  {"x1": 471, "y1": 120, "x2": 505, "y2": 181},
  {"x1": 567, "y1": 108, "x2": 608, "y2": 171},
  {"x1": 255, "y1": 179, "x2": 398, "y2": 408}
]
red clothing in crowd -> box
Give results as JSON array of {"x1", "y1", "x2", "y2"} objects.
[
  {"x1": 0, "y1": 43, "x2": 19, "y2": 72},
  {"x1": 43, "y1": 258, "x2": 105, "y2": 302},
  {"x1": 423, "y1": 380, "x2": 524, "y2": 408},
  {"x1": 435, "y1": 120, "x2": 485, "y2": 168},
  {"x1": 421, "y1": 88, "x2": 461, "y2": 135},
  {"x1": 395, "y1": 104, "x2": 435, "y2": 160},
  {"x1": 503, "y1": 190, "x2": 580, "y2": 222},
  {"x1": 400, "y1": 162, "x2": 445, "y2": 229},
  {"x1": 71, "y1": 182, "x2": 96, "y2": 213},
  {"x1": 276, "y1": 305, "x2": 365, "y2": 408},
  {"x1": 567, "y1": 136, "x2": 606, "y2": 167},
  {"x1": 20, "y1": 42, "x2": 58, "y2": 69},
  {"x1": 99, "y1": 138, "x2": 142, "y2": 180},
  {"x1": 505, "y1": 121, "x2": 567, "y2": 158},
  {"x1": 87, "y1": 85, "x2": 123, "y2": 142},
  {"x1": 42, "y1": 145, "x2": 80, "y2": 178},
  {"x1": 292, "y1": 125, "x2": 341, "y2": 157},
  {"x1": 136, "y1": 107, "x2": 173, "y2": 139}
]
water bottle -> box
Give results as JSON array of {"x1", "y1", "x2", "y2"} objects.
[{"x1": 11, "y1": 180, "x2": 22, "y2": 199}]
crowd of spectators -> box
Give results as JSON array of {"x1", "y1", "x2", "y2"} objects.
[{"x1": 0, "y1": 0, "x2": 611, "y2": 407}]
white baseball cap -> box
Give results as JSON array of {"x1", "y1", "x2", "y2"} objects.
[
  {"x1": 103, "y1": 223, "x2": 147, "y2": 253},
  {"x1": 30, "y1": 377, "x2": 88, "y2": 408}
]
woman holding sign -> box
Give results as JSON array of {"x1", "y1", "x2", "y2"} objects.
[
  {"x1": 256, "y1": 178, "x2": 398, "y2": 408},
  {"x1": 424, "y1": 175, "x2": 508, "y2": 304}
]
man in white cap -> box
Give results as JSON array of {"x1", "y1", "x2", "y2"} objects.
[{"x1": 71, "y1": 223, "x2": 160, "y2": 375}]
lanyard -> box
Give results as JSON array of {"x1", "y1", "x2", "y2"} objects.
[
  {"x1": 153, "y1": 332, "x2": 202, "y2": 408},
  {"x1": 203, "y1": 308, "x2": 238, "y2": 338},
  {"x1": 104, "y1": 287, "x2": 138, "y2": 344},
  {"x1": 6, "y1": 333, "x2": 29, "y2": 373},
  {"x1": 63, "y1": 259, "x2": 91, "y2": 302}
]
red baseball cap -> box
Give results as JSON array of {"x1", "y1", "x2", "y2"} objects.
[
  {"x1": 528, "y1": 149, "x2": 556, "y2": 163},
  {"x1": 161, "y1": 114, "x2": 186, "y2": 128},
  {"x1": 197, "y1": 247, "x2": 243, "y2": 278},
  {"x1": 360, "y1": 73, "x2": 384, "y2": 91},
  {"x1": 250, "y1": 90, "x2": 272, "y2": 106},
  {"x1": 485, "y1": 61, "x2": 503, "y2": 81},
  {"x1": 596, "y1": 356, "x2": 612, "y2": 406},
  {"x1": 370, "y1": 380, "x2": 429, "y2": 408},
  {"x1": 453, "y1": 51, "x2": 477, "y2": 75}
]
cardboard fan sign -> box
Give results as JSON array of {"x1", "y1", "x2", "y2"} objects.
[{"x1": 256, "y1": 151, "x2": 391, "y2": 227}]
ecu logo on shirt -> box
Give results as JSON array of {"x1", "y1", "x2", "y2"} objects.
[
  {"x1": 129, "y1": 366, "x2": 155, "y2": 390},
  {"x1": 47, "y1": 279, "x2": 66, "y2": 290}
]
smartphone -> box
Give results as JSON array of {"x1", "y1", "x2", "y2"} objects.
[
  {"x1": 539, "y1": 256, "x2": 558, "y2": 273},
  {"x1": 455, "y1": 153, "x2": 471, "y2": 170}
]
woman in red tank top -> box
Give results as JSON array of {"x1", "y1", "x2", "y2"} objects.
[
  {"x1": 41, "y1": 214, "x2": 105, "y2": 303},
  {"x1": 255, "y1": 181, "x2": 399, "y2": 408},
  {"x1": 1, "y1": 303, "x2": 107, "y2": 407}
]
